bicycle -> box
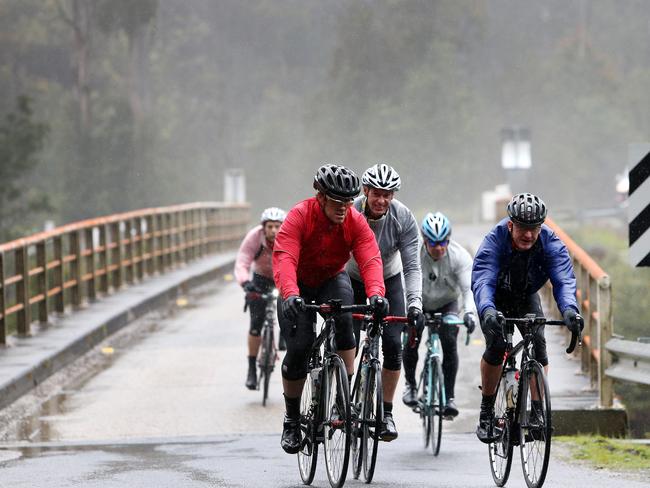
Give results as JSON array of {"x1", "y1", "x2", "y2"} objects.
[
  {"x1": 488, "y1": 313, "x2": 581, "y2": 488},
  {"x1": 349, "y1": 311, "x2": 407, "y2": 483},
  {"x1": 405, "y1": 312, "x2": 468, "y2": 457},
  {"x1": 246, "y1": 288, "x2": 280, "y2": 406},
  {"x1": 296, "y1": 299, "x2": 377, "y2": 488}
]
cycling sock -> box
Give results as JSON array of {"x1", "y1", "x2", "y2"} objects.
[
  {"x1": 480, "y1": 393, "x2": 497, "y2": 412},
  {"x1": 284, "y1": 394, "x2": 300, "y2": 419},
  {"x1": 248, "y1": 356, "x2": 256, "y2": 369},
  {"x1": 383, "y1": 402, "x2": 393, "y2": 415}
]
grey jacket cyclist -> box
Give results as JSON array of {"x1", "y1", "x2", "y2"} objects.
[
  {"x1": 402, "y1": 211, "x2": 477, "y2": 418},
  {"x1": 346, "y1": 163, "x2": 423, "y2": 442}
]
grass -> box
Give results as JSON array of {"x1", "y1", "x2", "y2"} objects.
[{"x1": 556, "y1": 435, "x2": 650, "y2": 471}]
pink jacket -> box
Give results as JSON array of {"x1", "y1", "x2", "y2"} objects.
[{"x1": 234, "y1": 225, "x2": 274, "y2": 285}]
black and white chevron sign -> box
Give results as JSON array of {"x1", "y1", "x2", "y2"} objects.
[{"x1": 629, "y1": 144, "x2": 650, "y2": 266}]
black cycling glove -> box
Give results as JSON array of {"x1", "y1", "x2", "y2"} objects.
[
  {"x1": 563, "y1": 309, "x2": 584, "y2": 336},
  {"x1": 407, "y1": 306, "x2": 424, "y2": 331},
  {"x1": 242, "y1": 281, "x2": 258, "y2": 293},
  {"x1": 463, "y1": 312, "x2": 477, "y2": 334},
  {"x1": 369, "y1": 295, "x2": 389, "y2": 317},
  {"x1": 282, "y1": 295, "x2": 304, "y2": 321}
]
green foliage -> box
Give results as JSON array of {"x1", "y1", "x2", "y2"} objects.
[
  {"x1": 0, "y1": 96, "x2": 51, "y2": 240},
  {"x1": 556, "y1": 435, "x2": 650, "y2": 471}
]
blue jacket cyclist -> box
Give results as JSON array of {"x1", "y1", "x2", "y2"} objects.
[{"x1": 471, "y1": 193, "x2": 583, "y2": 443}]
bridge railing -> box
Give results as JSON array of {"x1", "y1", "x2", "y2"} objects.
[
  {"x1": 542, "y1": 217, "x2": 614, "y2": 408},
  {"x1": 0, "y1": 202, "x2": 249, "y2": 344}
]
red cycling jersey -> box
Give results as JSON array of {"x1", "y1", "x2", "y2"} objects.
[{"x1": 273, "y1": 197, "x2": 385, "y2": 299}]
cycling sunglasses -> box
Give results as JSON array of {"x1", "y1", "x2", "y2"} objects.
[
  {"x1": 325, "y1": 194, "x2": 355, "y2": 207},
  {"x1": 426, "y1": 238, "x2": 449, "y2": 247}
]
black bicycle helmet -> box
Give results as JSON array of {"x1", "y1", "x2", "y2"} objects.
[
  {"x1": 507, "y1": 192, "x2": 547, "y2": 226},
  {"x1": 313, "y1": 164, "x2": 361, "y2": 200}
]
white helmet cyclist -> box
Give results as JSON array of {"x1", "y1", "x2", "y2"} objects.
[
  {"x1": 421, "y1": 212, "x2": 451, "y2": 242},
  {"x1": 260, "y1": 207, "x2": 286, "y2": 224},
  {"x1": 361, "y1": 163, "x2": 401, "y2": 191}
]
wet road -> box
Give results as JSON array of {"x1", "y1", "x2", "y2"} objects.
[{"x1": 0, "y1": 270, "x2": 647, "y2": 486}]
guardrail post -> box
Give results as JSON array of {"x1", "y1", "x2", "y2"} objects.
[
  {"x1": 84, "y1": 228, "x2": 96, "y2": 301},
  {"x1": 70, "y1": 231, "x2": 82, "y2": 307},
  {"x1": 98, "y1": 225, "x2": 109, "y2": 294},
  {"x1": 53, "y1": 236, "x2": 64, "y2": 313},
  {"x1": 111, "y1": 222, "x2": 122, "y2": 290},
  {"x1": 36, "y1": 241, "x2": 48, "y2": 322},
  {"x1": 598, "y1": 276, "x2": 614, "y2": 407},
  {"x1": 124, "y1": 219, "x2": 134, "y2": 284},
  {"x1": 145, "y1": 216, "x2": 155, "y2": 276},
  {"x1": 587, "y1": 276, "x2": 598, "y2": 386},
  {"x1": 0, "y1": 252, "x2": 5, "y2": 344},
  {"x1": 16, "y1": 245, "x2": 31, "y2": 336}
]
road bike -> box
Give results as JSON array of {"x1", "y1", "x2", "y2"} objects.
[
  {"x1": 297, "y1": 299, "x2": 377, "y2": 488},
  {"x1": 349, "y1": 311, "x2": 407, "y2": 483},
  {"x1": 488, "y1": 313, "x2": 581, "y2": 488},
  {"x1": 248, "y1": 288, "x2": 280, "y2": 406}
]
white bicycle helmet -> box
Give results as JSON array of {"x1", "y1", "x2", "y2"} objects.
[
  {"x1": 260, "y1": 207, "x2": 286, "y2": 223},
  {"x1": 361, "y1": 163, "x2": 401, "y2": 191},
  {"x1": 421, "y1": 212, "x2": 451, "y2": 242}
]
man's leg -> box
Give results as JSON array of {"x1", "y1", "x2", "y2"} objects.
[
  {"x1": 439, "y1": 320, "x2": 460, "y2": 417},
  {"x1": 246, "y1": 296, "x2": 265, "y2": 389}
]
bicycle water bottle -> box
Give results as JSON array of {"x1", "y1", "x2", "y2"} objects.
[
  {"x1": 504, "y1": 368, "x2": 518, "y2": 409},
  {"x1": 311, "y1": 367, "x2": 322, "y2": 402}
]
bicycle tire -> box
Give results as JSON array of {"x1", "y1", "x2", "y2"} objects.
[
  {"x1": 419, "y1": 361, "x2": 430, "y2": 449},
  {"x1": 429, "y1": 358, "x2": 444, "y2": 457},
  {"x1": 298, "y1": 368, "x2": 318, "y2": 485},
  {"x1": 323, "y1": 356, "x2": 351, "y2": 488},
  {"x1": 260, "y1": 325, "x2": 274, "y2": 406},
  {"x1": 362, "y1": 362, "x2": 382, "y2": 483},
  {"x1": 489, "y1": 373, "x2": 514, "y2": 487},
  {"x1": 519, "y1": 361, "x2": 552, "y2": 488},
  {"x1": 351, "y1": 364, "x2": 363, "y2": 480}
]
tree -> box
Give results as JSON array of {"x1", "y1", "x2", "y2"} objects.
[{"x1": 0, "y1": 96, "x2": 51, "y2": 241}]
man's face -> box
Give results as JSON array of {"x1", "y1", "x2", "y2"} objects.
[
  {"x1": 424, "y1": 238, "x2": 449, "y2": 261},
  {"x1": 263, "y1": 221, "x2": 282, "y2": 242},
  {"x1": 317, "y1": 193, "x2": 353, "y2": 224},
  {"x1": 508, "y1": 220, "x2": 542, "y2": 251},
  {"x1": 363, "y1": 186, "x2": 394, "y2": 219}
]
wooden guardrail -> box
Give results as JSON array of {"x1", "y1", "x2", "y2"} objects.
[
  {"x1": 605, "y1": 338, "x2": 650, "y2": 386},
  {"x1": 0, "y1": 202, "x2": 249, "y2": 344},
  {"x1": 542, "y1": 217, "x2": 613, "y2": 407}
]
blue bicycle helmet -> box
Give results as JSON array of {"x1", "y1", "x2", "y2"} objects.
[{"x1": 421, "y1": 212, "x2": 451, "y2": 242}]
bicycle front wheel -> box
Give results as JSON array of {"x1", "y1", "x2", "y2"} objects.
[
  {"x1": 362, "y1": 362, "x2": 382, "y2": 483},
  {"x1": 419, "y1": 362, "x2": 429, "y2": 449},
  {"x1": 429, "y1": 358, "x2": 444, "y2": 457},
  {"x1": 350, "y1": 365, "x2": 363, "y2": 480},
  {"x1": 323, "y1": 356, "x2": 351, "y2": 488},
  {"x1": 489, "y1": 373, "x2": 513, "y2": 487},
  {"x1": 519, "y1": 361, "x2": 552, "y2": 488},
  {"x1": 260, "y1": 326, "x2": 274, "y2": 406}
]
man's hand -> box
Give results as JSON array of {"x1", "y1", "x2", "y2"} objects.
[
  {"x1": 407, "y1": 306, "x2": 424, "y2": 330},
  {"x1": 369, "y1": 295, "x2": 389, "y2": 316},
  {"x1": 563, "y1": 309, "x2": 584, "y2": 336},
  {"x1": 482, "y1": 308, "x2": 500, "y2": 330},
  {"x1": 242, "y1": 281, "x2": 258, "y2": 293},
  {"x1": 282, "y1": 295, "x2": 305, "y2": 321},
  {"x1": 463, "y1": 312, "x2": 477, "y2": 334}
]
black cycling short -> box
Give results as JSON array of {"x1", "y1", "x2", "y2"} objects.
[
  {"x1": 246, "y1": 273, "x2": 275, "y2": 336},
  {"x1": 481, "y1": 292, "x2": 548, "y2": 367},
  {"x1": 279, "y1": 272, "x2": 356, "y2": 381},
  {"x1": 351, "y1": 273, "x2": 405, "y2": 371}
]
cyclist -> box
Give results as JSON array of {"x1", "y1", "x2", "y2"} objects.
[
  {"x1": 472, "y1": 193, "x2": 583, "y2": 443},
  {"x1": 402, "y1": 212, "x2": 477, "y2": 418},
  {"x1": 234, "y1": 206, "x2": 286, "y2": 390},
  {"x1": 273, "y1": 163, "x2": 388, "y2": 454},
  {"x1": 346, "y1": 163, "x2": 422, "y2": 441}
]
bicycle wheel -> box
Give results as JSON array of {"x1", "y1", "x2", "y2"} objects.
[
  {"x1": 362, "y1": 362, "x2": 382, "y2": 483},
  {"x1": 429, "y1": 358, "x2": 444, "y2": 457},
  {"x1": 489, "y1": 373, "x2": 514, "y2": 487},
  {"x1": 298, "y1": 369, "x2": 318, "y2": 485},
  {"x1": 519, "y1": 362, "x2": 552, "y2": 488},
  {"x1": 350, "y1": 365, "x2": 363, "y2": 480},
  {"x1": 260, "y1": 326, "x2": 274, "y2": 406},
  {"x1": 323, "y1": 356, "x2": 351, "y2": 488},
  {"x1": 419, "y1": 361, "x2": 430, "y2": 449}
]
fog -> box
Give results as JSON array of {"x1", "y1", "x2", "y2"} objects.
[{"x1": 1, "y1": 0, "x2": 648, "y2": 232}]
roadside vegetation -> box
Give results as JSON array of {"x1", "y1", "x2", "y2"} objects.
[{"x1": 556, "y1": 435, "x2": 650, "y2": 472}]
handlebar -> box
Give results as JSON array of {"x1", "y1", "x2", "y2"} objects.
[
  {"x1": 303, "y1": 300, "x2": 374, "y2": 316},
  {"x1": 500, "y1": 313, "x2": 583, "y2": 354},
  {"x1": 352, "y1": 313, "x2": 408, "y2": 323}
]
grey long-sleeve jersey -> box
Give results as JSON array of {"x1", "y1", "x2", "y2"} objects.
[
  {"x1": 346, "y1": 197, "x2": 422, "y2": 311},
  {"x1": 421, "y1": 239, "x2": 477, "y2": 316}
]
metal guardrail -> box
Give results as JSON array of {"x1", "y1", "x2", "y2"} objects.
[
  {"x1": 0, "y1": 202, "x2": 249, "y2": 344},
  {"x1": 542, "y1": 217, "x2": 614, "y2": 407},
  {"x1": 605, "y1": 338, "x2": 650, "y2": 386}
]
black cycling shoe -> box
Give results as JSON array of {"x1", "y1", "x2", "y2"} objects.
[
  {"x1": 444, "y1": 398, "x2": 459, "y2": 418},
  {"x1": 476, "y1": 408, "x2": 495, "y2": 444},
  {"x1": 379, "y1": 412, "x2": 398, "y2": 442},
  {"x1": 281, "y1": 415, "x2": 302, "y2": 454},
  {"x1": 245, "y1": 365, "x2": 257, "y2": 390},
  {"x1": 402, "y1": 383, "x2": 417, "y2": 407}
]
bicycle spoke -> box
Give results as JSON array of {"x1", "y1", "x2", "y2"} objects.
[{"x1": 489, "y1": 374, "x2": 513, "y2": 487}]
